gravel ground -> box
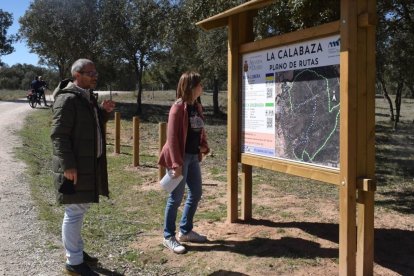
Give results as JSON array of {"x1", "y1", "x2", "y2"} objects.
[{"x1": 0, "y1": 101, "x2": 63, "y2": 275}]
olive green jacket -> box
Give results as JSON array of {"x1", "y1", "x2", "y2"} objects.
[{"x1": 51, "y1": 80, "x2": 110, "y2": 204}]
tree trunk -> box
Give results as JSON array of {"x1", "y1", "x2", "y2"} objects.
[
  {"x1": 58, "y1": 68, "x2": 64, "y2": 80},
  {"x1": 58, "y1": 64, "x2": 65, "y2": 80},
  {"x1": 134, "y1": 56, "x2": 144, "y2": 115},
  {"x1": 408, "y1": 84, "x2": 414, "y2": 99},
  {"x1": 136, "y1": 77, "x2": 143, "y2": 115},
  {"x1": 213, "y1": 79, "x2": 221, "y2": 115},
  {"x1": 379, "y1": 78, "x2": 394, "y2": 121},
  {"x1": 394, "y1": 81, "x2": 403, "y2": 130}
]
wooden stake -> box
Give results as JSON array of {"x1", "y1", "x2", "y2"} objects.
[
  {"x1": 133, "y1": 116, "x2": 140, "y2": 167},
  {"x1": 158, "y1": 122, "x2": 167, "y2": 180},
  {"x1": 114, "y1": 112, "x2": 120, "y2": 154}
]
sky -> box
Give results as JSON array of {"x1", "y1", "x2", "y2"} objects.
[{"x1": 1, "y1": 0, "x2": 40, "y2": 66}]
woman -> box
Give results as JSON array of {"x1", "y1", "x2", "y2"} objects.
[{"x1": 158, "y1": 71, "x2": 210, "y2": 254}]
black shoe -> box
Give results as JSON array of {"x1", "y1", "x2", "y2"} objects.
[
  {"x1": 83, "y1": 251, "x2": 98, "y2": 265},
  {"x1": 65, "y1": 262, "x2": 98, "y2": 275}
]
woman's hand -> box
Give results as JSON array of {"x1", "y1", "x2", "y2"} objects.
[
  {"x1": 171, "y1": 166, "x2": 182, "y2": 178},
  {"x1": 199, "y1": 145, "x2": 209, "y2": 154}
]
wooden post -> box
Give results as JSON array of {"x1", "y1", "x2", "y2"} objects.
[
  {"x1": 356, "y1": 0, "x2": 376, "y2": 274},
  {"x1": 114, "y1": 112, "x2": 121, "y2": 154},
  {"x1": 339, "y1": 0, "x2": 358, "y2": 274},
  {"x1": 240, "y1": 11, "x2": 254, "y2": 223},
  {"x1": 241, "y1": 164, "x2": 252, "y2": 221},
  {"x1": 158, "y1": 122, "x2": 167, "y2": 180},
  {"x1": 227, "y1": 12, "x2": 255, "y2": 223},
  {"x1": 227, "y1": 14, "x2": 240, "y2": 223},
  {"x1": 133, "y1": 116, "x2": 140, "y2": 167},
  {"x1": 197, "y1": 0, "x2": 376, "y2": 273},
  {"x1": 357, "y1": 181, "x2": 375, "y2": 276}
]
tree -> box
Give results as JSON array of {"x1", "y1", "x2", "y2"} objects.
[
  {"x1": 377, "y1": 1, "x2": 395, "y2": 121},
  {"x1": 252, "y1": 0, "x2": 339, "y2": 39},
  {"x1": 377, "y1": 0, "x2": 414, "y2": 128},
  {"x1": 163, "y1": 0, "x2": 245, "y2": 115},
  {"x1": 19, "y1": 0, "x2": 100, "y2": 78},
  {"x1": 0, "y1": 9, "x2": 17, "y2": 65},
  {"x1": 0, "y1": 63, "x2": 59, "y2": 90},
  {"x1": 146, "y1": 2, "x2": 200, "y2": 90},
  {"x1": 196, "y1": 28, "x2": 228, "y2": 115},
  {"x1": 100, "y1": 0, "x2": 169, "y2": 114},
  {"x1": 191, "y1": 0, "x2": 339, "y2": 115}
]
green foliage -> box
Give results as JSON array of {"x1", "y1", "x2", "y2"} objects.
[
  {"x1": 19, "y1": 0, "x2": 101, "y2": 78},
  {"x1": 0, "y1": 9, "x2": 18, "y2": 64},
  {"x1": 255, "y1": 0, "x2": 339, "y2": 38},
  {"x1": 10, "y1": 0, "x2": 414, "y2": 108},
  {"x1": 0, "y1": 89, "x2": 27, "y2": 101},
  {"x1": 99, "y1": 0, "x2": 171, "y2": 113},
  {"x1": 0, "y1": 63, "x2": 59, "y2": 90},
  {"x1": 377, "y1": 0, "x2": 414, "y2": 97}
]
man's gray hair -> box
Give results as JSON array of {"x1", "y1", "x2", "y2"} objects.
[{"x1": 71, "y1": 59, "x2": 94, "y2": 77}]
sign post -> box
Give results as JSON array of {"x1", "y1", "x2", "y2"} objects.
[{"x1": 197, "y1": 0, "x2": 376, "y2": 274}]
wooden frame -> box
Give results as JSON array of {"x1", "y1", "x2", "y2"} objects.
[
  {"x1": 242, "y1": 154, "x2": 339, "y2": 184},
  {"x1": 197, "y1": 0, "x2": 376, "y2": 275},
  {"x1": 239, "y1": 21, "x2": 341, "y2": 186},
  {"x1": 240, "y1": 21, "x2": 340, "y2": 54}
]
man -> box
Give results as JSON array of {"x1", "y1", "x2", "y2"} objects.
[
  {"x1": 30, "y1": 76, "x2": 48, "y2": 106},
  {"x1": 51, "y1": 59, "x2": 115, "y2": 275}
]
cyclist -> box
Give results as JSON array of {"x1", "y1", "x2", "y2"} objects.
[{"x1": 30, "y1": 76, "x2": 48, "y2": 106}]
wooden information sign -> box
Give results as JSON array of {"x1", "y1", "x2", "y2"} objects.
[{"x1": 197, "y1": 0, "x2": 376, "y2": 275}]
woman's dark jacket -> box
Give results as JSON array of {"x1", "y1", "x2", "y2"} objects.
[{"x1": 51, "y1": 80, "x2": 110, "y2": 204}]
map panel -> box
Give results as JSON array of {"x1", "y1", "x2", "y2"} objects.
[
  {"x1": 274, "y1": 66, "x2": 340, "y2": 167},
  {"x1": 241, "y1": 34, "x2": 340, "y2": 169}
]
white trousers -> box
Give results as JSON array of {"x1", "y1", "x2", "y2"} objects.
[{"x1": 62, "y1": 203, "x2": 90, "y2": 265}]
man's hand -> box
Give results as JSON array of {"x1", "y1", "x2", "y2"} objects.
[
  {"x1": 64, "y1": 169, "x2": 78, "y2": 185},
  {"x1": 102, "y1": 100, "x2": 115, "y2": 113}
]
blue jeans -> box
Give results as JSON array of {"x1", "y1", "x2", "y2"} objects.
[
  {"x1": 62, "y1": 203, "x2": 90, "y2": 265},
  {"x1": 163, "y1": 153, "x2": 202, "y2": 238}
]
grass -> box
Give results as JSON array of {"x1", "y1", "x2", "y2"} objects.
[
  {"x1": 0, "y1": 89, "x2": 28, "y2": 101},
  {"x1": 374, "y1": 96, "x2": 414, "y2": 214},
  {"x1": 15, "y1": 109, "x2": 62, "y2": 236},
  {"x1": 12, "y1": 90, "x2": 414, "y2": 274}
]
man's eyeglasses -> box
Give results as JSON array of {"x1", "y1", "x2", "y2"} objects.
[{"x1": 80, "y1": 71, "x2": 99, "y2": 77}]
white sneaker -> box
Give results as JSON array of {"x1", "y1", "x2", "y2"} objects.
[
  {"x1": 163, "y1": 236, "x2": 186, "y2": 254},
  {"x1": 178, "y1": 230, "x2": 207, "y2": 243}
]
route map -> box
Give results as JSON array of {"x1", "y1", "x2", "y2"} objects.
[
  {"x1": 241, "y1": 34, "x2": 341, "y2": 169},
  {"x1": 274, "y1": 65, "x2": 340, "y2": 168}
]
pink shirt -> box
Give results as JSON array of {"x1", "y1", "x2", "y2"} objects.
[{"x1": 158, "y1": 99, "x2": 209, "y2": 169}]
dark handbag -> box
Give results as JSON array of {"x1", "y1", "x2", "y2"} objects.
[{"x1": 58, "y1": 177, "x2": 76, "y2": 194}]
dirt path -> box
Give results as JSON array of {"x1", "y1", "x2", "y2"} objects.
[{"x1": 0, "y1": 101, "x2": 62, "y2": 275}]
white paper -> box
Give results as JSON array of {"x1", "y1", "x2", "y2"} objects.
[{"x1": 160, "y1": 170, "x2": 183, "y2": 193}]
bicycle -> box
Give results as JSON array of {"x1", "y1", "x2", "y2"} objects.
[
  {"x1": 27, "y1": 89, "x2": 39, "y2": 108},
  {"x1": 27, "y1": 86, "x2": 47, "y2": 108}
]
